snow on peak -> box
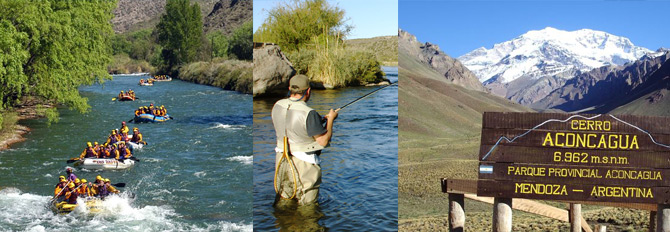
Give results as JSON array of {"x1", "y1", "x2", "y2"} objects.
[{"x1": 458, "y1": 27, "x2": 653, "y2": 83}]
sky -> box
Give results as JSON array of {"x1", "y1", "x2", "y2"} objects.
[
  {"x1": 253, "y1": 0, "x2": 398, "y2": 39},
  {"x1": 400, "y1": 0, "x2": 670, "y2": 57}
]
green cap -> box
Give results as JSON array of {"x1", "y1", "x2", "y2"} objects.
[{"x1": 289, "y1": 75, "x2": 310, "y2": 91}]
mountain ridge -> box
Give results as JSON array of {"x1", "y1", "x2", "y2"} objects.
[{"x1": 398, "y1": 29, "x2": 485, "y2": 92}]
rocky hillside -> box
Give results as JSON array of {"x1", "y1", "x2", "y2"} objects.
[
  {"x1": 203, "y1": 0, "x2": 252, "y2": 35},
  {"x1": 112, "y1": 0, "x2": 245, "y2": 34},
  {"x1": 111, "y1": 0, "x2": 166, "y2": 33},
  {"x1": 398, "y1": 29, "x2": 485, "y2": 92},
  {"x1": 532, "y1": 51, "x2": 670, "y2": 113},
  {"x1": 345, "y1": 35, "x2": 398, "y2": 66},
  {"x1": 398, "y1": 28, "x2": 531, "y2": 221}
]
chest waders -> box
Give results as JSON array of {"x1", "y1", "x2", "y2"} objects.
[{"x1": 274, "y1": 103, "x2": 299, "y2": 200}]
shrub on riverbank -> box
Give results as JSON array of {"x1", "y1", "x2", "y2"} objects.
[
  {"x1": 289, "y1": 43, "x2": 385, "y2": 88},
  {"x1": 254, "y1": 0, "x2": 386, "y2": 88},
  {"x1": 108, "y1": 54, "x2": 156, "y2": 74},
  {"x1": 179, "y1": 58, "x2": 252, "y2": 93}
]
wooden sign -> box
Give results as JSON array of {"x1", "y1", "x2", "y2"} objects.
[{"x1": 477, "y1": 112, "x2": 670, "y2": 204}]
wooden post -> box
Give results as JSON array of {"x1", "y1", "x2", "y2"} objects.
[
  {"x1": 651, "y1": 211, "x2": 657, "y2": 232},
  {"x1": 569, "y1": 203, "x2": 582, "y2": 232},
  {"x1": 658, "y1": 205, "x2": 670, "y2": 232},
  {"x1": 448, "y1": 193, "x2": 465, "y2": 232},
  {"x1": 595, "y1": 224, "x2": 606, "y2": 232},
  {"x1": 493, "y1": 197, "x2": 512, "y2": 232}
]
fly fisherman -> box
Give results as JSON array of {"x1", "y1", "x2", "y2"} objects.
[{"x1": 271, "y1": 74, "x2": 337, "y2": 205}]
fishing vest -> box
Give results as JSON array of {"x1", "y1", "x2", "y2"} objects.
[{"x1": 272, "y1": 99, "x2": 325, "y2": 153}]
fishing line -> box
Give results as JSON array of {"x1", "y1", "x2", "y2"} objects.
[{"x1": 335, "y1": 82, "x2": 397, "y2": 112}]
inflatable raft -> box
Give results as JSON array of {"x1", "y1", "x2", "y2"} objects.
[
  {"x1": 51, "y1": 197, "x2": 103, "y2": 214},
  {"x1": 73, "y1": 158, "x2": 136, "y2": 170},
  {"x1": 139, "y1": 82, "x2": 153, "y2": 86},
  {"x1": 134, "y1": 113, "x2": 171, "y2": 123},
  {"x1": 152, "y1": 77, "x2": 172, "y2": 82},
  {"x1": 118, "y1": 95, "x2": 135, "y2": 101},
  {"x1": 127, "y1": 141, "x2": 144, "y2": 150}
]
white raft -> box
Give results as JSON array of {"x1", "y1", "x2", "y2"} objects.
[
  {"x1": 74, "y1": 158, "x2": 136, "y2": 170},
  {"x1": 127, "y1": 141, "x2": 144, "y2": 150},
  {"x1": 119, "y1": 135, "x2": 144, "y2": 150}
]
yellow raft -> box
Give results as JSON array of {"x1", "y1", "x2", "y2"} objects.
[{"x1": 51, "y1": 197, "x2": 103, "y2": 214}]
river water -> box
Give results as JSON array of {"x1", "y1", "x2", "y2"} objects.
[
  {"x1": 253, "y1": 66, "x2": 398, "y2": 230},
  {"x1": 0, "y1": 75, "x2": 252, "y2": 231}
]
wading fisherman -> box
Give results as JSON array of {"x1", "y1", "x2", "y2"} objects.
[{"x1": 271, "y1": 74, "x2": 337, "y2": 205}]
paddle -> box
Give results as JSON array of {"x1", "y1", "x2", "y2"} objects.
[
  {"x1": 129, "y1": 157, "x2": 140, "y2": 162},
  {"x1": 112, "y1": 98, "x2": 116, "y2": 101},
  {"x1": 66, "y1": 158, "x2": 79, "y2": 164},
  {"x1": 112, "y1": 183, "x2": 126, "y2": 188},
  {"x1": 49, "y1": 180, "x2": 72, "y2": 204}
]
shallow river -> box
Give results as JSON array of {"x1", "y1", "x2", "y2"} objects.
[
  {"x1": 253, "y1": 67, "x2": 399, "y2": 230},
  {"x1": 0, "y1": 75, "x2": 252, "y2": 231}
]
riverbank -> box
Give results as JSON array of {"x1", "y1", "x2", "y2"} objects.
[
  {"x1": 0, "y1": 112, "x2": 27, "y2": 151},
  {"x1": 0, "y1": 98, "x2": 54, "y2": 151},
  {"x1": 178, "y1": 58, "x2": 253, "y2": 94}
]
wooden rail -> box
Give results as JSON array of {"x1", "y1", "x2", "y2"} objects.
[{"x1": 441, "y1": 178, "x2": 662, "y2": 231}]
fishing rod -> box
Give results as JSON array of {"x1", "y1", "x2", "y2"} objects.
[
  {"x1": 335, "y1": 82, "x2": 397, "y2": 112},
  {"x1": 321, "y1": 81, "x2": 396, "y2": 123}
]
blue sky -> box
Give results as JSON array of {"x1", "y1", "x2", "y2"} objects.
[
  {"x1": 253, "y1": 0, "x2": 398, "y2": 39},
  {"x1": 400, "y1": 0, "x2": 670, "y2": 57}
]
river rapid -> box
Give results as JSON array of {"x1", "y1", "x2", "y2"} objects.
[
  {"x1": 253, "y1": 67, "x2": 399, "y2": 230},
  {"x1": 0, "y1": 75, "x2": 252, "y2": 231}
]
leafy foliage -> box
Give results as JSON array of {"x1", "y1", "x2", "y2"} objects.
[
  {"x1": 155, "y1": 0, "x2": 204, "y2": 73},
  {"x1": 207, "y1": 21, "x2": 252, "y2": 61},
  {"x1": 254, "y1": 0, "x2": 386, "y2": 88},
  {"x1": 254, "y1": 0, "x2": 351, "y2": 52},
  {"x1": 208, "y1": 31, "x2": 230, "y2": 59},
  {"x1": 0, "y1": 0, "x2": 115, "y2": 123},
  {"x1": 229, "y1": 21, "x2": 253, "y2": 60}
]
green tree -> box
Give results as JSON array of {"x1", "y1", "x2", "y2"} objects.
[
  {"x1": 155, "y1": 0, "x2": 203, "y2": 73},
  {"x1": 229, "y1": 21, "x2": 252, "y2": 60},
  {"x1": 207, "y1": 31, "x2": 230, "y2": 59},
  {"x1": 254, "y1": 0, "x2": 351, "y2": 52},
  {"x1": 0, "y1": 0, "x2": 115, "y2": 124}
]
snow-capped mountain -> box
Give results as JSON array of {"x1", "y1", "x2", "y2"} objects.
[{"x1": 459, "y1": 27, "x2": 652, "y2": 84}]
